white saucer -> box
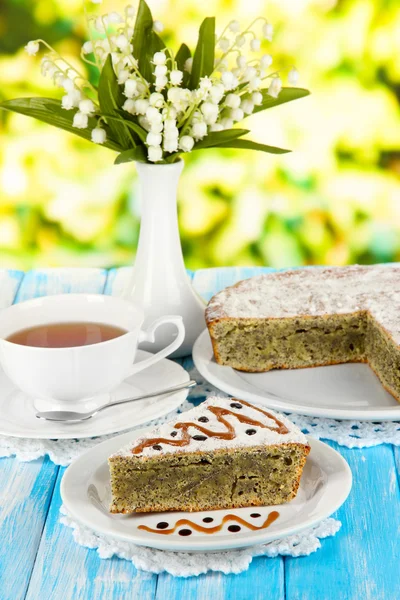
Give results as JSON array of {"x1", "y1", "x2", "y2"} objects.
[
  {"x1": 193, "y1": 329, "x2": 400, "y2": 421},
  {"x1": 0, "y1": 351, "x2": 189, "y2": 439},
  {"x1": 61, "y1": 428, "x2": 351, "y2": 552}
]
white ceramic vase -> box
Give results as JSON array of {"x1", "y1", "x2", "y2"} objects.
[{"x1": 123, "y1": 160, "x2": 206, "y2": 358}]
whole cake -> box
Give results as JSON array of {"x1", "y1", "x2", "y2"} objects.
[
  {"x1": 108, "y1": 396, "x2": 310, "y2": 514},
  {"x1": 206, "y1": 264, "x2": 400, "y2": 402}
]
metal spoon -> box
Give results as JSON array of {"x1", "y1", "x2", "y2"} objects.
[{"x1": 35, "y1": 380, "x2": 197, "y2": 423}]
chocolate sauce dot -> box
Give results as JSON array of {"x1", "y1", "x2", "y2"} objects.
[
  {"x1": 203, "y1": 517, "x2": 214, "y2": 523},
  {"x1": 245, "y1": 429, "x2": 257, "y2": 436},
  {"x1": 193, "y1": 435, "x2": 207, "y2": 441},
  {"x1": 228, "y1": 525, "x2": 241, "y2": 533},
  {"x1": 156, "y1": 522, "x2": 169, "y2": 529},
  {"x1": 198, "y1": 416, "x2": 209, "y2": 423},
  {"x1": 178, "y1": 529, "x2": 192, "y2": 536},
  {"x1": 170, "y1": 431, "x2": 177, "y2": 437},
  {"x1": 152, "y1": 444, "x2": 162, "y2": 451},
  {"x1": 250, "y1": 513, "x2": 261, "y2": 518},
  {"x1": 230, "y1": 402, "x2": 242, "y2": 409}
]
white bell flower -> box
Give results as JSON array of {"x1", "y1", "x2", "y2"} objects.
[
  {"x1": 94, "y1": 17, "x2": 105, "y2": 32},
  {"x1": 220, "y1": 117, "x2": 234, "y2": 130},
  {"x1": 62, "y1": 77, "x2": 75, "y2": 93},
  {"x1": 138, "y1": 116, "x2": 151, "y2": 131},
  {"x1": 125, "y1": 5, "x2": 135, "y2": 18},
  {"x1": 170, "y1": 70, "x2": 183, "y2": 85},
  {"x1": 262, "y1": 22, "x2": 274, "y2": 41},
  {"x1": 124, "y1": 79, "x2": 138, "y2": 98},
  {"x1": 260, "y1": 54, "x2": 273, "y2": 69},
  {"x1": 268, "y1": 76, "x2": 282, "y2": 98},
  {"x1": 231, "y1": 107, "x2": 244, "y2": 121},
  {"x1": 73, "y1": 112, "x2": 89, "y2": 129},
  {"x1": 218, "y1": 38, "x2": 230, "y2": 51},
  {"x1": 288, "y1": 67, "x2": 299, "y2": 85},
  {"x1": 82, "y1": 41, "x2": 93, "y2": 55},
  {"x1": 201, "y1": 102, "x2": 219, "y2": 124},
  {"x1": 116, "y1": 34, "x2": 130, "y2": 51},
  {"x1": 91, "y1": 127, "x2": 107, "y2": 144},
  {"x1": 252, "y1": 91, "x2": 263, "y2": 105},
  {"x1": 134, "y1": 98, "x2": 149, "y2": 115},
  {"x1": 149, "y1": 93, "x2": 164, "y2": 108},
  {"x1": 153, "y1": 51, "x2": 167, "y2": 65},
  {"x1": 209, "y1": 83, "x2": 225, "y2": 104},
  {"x1": 153, "y1": 20, "x2": 164, "y2": 33},
  {"x1": 228, "y1": 20, "x2": 240, "y2": 33},
  {"x1": 225, "y1": 93, "x2": 241, "y2": 109},
  {"x1": 25, "y1": 41, "x2": 40, "y2": 56},
  {"x1": 210, "y1": 123, "x2": 224, "y2": 132},
  {"x1": 163, "y1": 106, "x2": 177, "y2": 119},
  {"x1": 192, "y1": 121, "x2": 208, "y2": 139},
  {"x1": 108, "y1": 12, "x2": 123, "y2": 24},
  {"x1": 221, "y1": 71, "x2": 238, "y2": 90},
  {"x1": 250, "y1": 39, "x2": 261, "y2": 52},
  {"x1": 179, "y1": 135, "x2": 195, "y2": 152},
  {"x1": 146, "y1": 106, "x2": 162, "y2": 124},
  {"x1": 244, "y1": 66, "x2": 257, "y2": 81},
  {"x1": 236, "y1": 35, "x2": 246, "y2": 47},
  {"x1": 148, "y1": 145, "x2": 163, "y2": 162},
  {"x1": 241, "y1": 98, "x2": 255, "y2": 115},
  {"x1": 164, "y1": 138, "x2": 178, "y2": 153},
  {"x1": 147, "y1": 132, "x2": 162, "y2": 146},
  {"x1": 61, "y1": 89, "x2": 81, "y2": 110},
  {"x1": 150, "y1": 122, "x2": 164, "y2": 133},
  {"x1": 79, "y1": 99, "x2": 95, "y2": 115},
  {"x1": 118, "y1": 70, "x2": 130, "y2": 84},
  {"x1": 155, "y1": 75, "x2": 168, "y2": 91},
  {"x1": 154, "y1": 64, "x2": 168, "y2": 77},
  {"x1": 249, "y1": 77, "x2": 262, "y2": 91},
  {"x1": 184, "y1": 58, "x2": 193, "y2": 73},
  {"x1": 236, "y1": 55, "x2": 247, "y2": 69},
  {"x1": 123, "y1": 99, "x2": 136, "y2": 114},
  {"x1": 136, "y1": 81, "x2": 147, "y2": 95}
]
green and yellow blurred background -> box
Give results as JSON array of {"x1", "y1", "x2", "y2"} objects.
[{"x1": 1, "y1": 0, "x2": 400, "y2": 270}]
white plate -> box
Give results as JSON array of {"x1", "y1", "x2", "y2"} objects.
[
  {"x1": 193, "y1": 329, "x2": 400, "y2": 421},
  {"x1": 0, "y1": 351, "x2": 189, "y2": 439},
  {"x1": 61, "y1": 428, "x2": 351, "y2": 552}
]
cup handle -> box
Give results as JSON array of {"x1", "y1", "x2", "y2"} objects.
[{"x1": 128, "y1": 315, "x2": 185, "y2": 376}]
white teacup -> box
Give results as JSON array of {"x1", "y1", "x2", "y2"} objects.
[{"x1": 0, "y1": 294, "x2": 185, "y2": 406}]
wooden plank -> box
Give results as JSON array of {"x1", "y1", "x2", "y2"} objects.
[
  {"x1": 104, "y1": 267, "x2": 196, "y2": 297},
  {"x1": 14, "y1": 268, "x2": 107, "y2": 303},
  {"x1": 26, "y1": 468, "x2": 158, "y2": 600},
  {"x1": 285, "y1": 442, "x2": 400, "y2": 600},
  {"x1": 0, "y1": 457, "x2": 58, "y2": 600},
  {"x1": 0, "y1": 268, "x2": 107, "y2": 600},
  {"x1": 0, "y1": 269, "x2": 24, "y2": 308},
  {"x1": 155, "y1": 557, "x2": 284, "y2": 600},
  {"x1": 192, "y1": 267, "x2": 273, "y2": 302}
]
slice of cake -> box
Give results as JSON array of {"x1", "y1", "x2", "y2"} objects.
[
  {"x1": 206, "y1": 264, "x2": 400, "y2": 403},
  {"x1": 108, "y1": 396, "x2": 310, "y2": 514}
]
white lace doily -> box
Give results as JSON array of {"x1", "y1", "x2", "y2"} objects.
[
  {"x1": 1, "y1": 365, "x2": 400, "y2": 465},
  {"x1": 60, "y1": 505, "x2": 341, "y2": 577}
]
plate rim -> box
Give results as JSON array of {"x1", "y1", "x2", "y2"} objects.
[
  {"x1": 0, "y1": 350, "x2": 190, "y2": 439},
  {"x1": 193, "y1": 329, "x2": 400, "y2": 421},
  {"x1": 60, "y1": 427, "x2": 352, "y2": 552}
]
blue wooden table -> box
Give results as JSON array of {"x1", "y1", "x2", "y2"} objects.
[{"x1": 0, "y1": 266, "x2": 399, "y2": 600}]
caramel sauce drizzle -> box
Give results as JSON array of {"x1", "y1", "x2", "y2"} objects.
[
  {"x1": 138, "y1": 510, "x2": 280, "y2": 535},
  {"x1": 131, "y1": 399, "x2": 289, "y2": 454}
]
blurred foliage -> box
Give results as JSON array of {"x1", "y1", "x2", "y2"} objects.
[{"x1": 0, "y1": 0, "x2": 400, "y2": 269}]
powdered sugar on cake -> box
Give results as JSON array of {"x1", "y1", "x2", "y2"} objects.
[
  {"x1": 206, "y1": 265, "x2": 400, "y2": 344},
  {"x1": 111, "y1": 396, "x2": 308, "y2": 459}
]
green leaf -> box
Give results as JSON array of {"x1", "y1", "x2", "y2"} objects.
[
  {"x1": 98, "y1": 55, "x2": 133, "y2": 150},
  {"x1": 131, "y1": 0, "x2": 165, "y2": 83},
  {"x1": 175, "y1": 43, "x2": 191, "y2": 87},
  {"x1": 194, "y1": 128, "x2": 249, "y2": 150},
  {"x1": 189, "y1": 17, "x2": 215, "y2": 90},
  {"x1": 103, "y1": 113, "x2": 147, "y2": 143},
  {"x1": 0, "y1": 97, "x2": 122, "y2": 151},
  {"x1": 218, "y1": 139, "x2": 291, "y2": 154},
  {"x1": 252, "y1": 87, "x2": 310, "y2": 115},
  {"x1": 115, "y1": 146, "x2": 147, "y2": 164}
]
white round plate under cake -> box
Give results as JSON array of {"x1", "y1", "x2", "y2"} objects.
[
  {"x1": 0, "y1": 351, "x2": 190, "y2": 439},
  {"x1": 61, "y1": 427, "x2": 352, "y2": 553},
  {"x1": 193, "y1": 329, "x2": 400, "y2": 421}
]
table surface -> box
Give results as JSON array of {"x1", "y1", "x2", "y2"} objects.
[{"x1": 0, "y1": 266, "x2": 399, "y2": 600}]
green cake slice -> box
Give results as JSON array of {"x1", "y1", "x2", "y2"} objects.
[{"x1": 108, "y1": 396, "x2": 310, "y2": 514}]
